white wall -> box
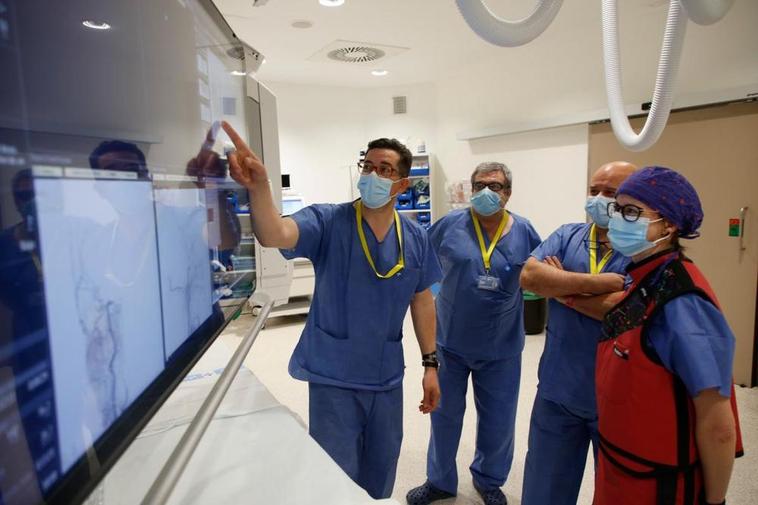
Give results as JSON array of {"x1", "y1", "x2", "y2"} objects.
[
  {"x1": 265, "y1": 82, "x2": 368, "y2": 206},
  {"x1": 268, "y1": 81, "x2": 439, "y2": 206},
  {"x1": 434, "y1": 122, "x2": 589, "y2": 240},
  {"x1": 267, "y1": 79, "x2": 589, "y2": 239},
  {"x1": 360, "y1": 83, "x2": 438, "y2": 158}
]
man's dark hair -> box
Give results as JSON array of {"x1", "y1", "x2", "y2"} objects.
[
  {"x1": 366, "y1": 138, "x2": 413, "y2": 178},
  {"x1": 11, "y1": 168, "x2": 33, "y2": 206},
  {"x1": 89, "y1": 140, "x2": 148, "y2": 176},
  {"x1": 11, "y1": 168, "x2": 32, "y2": 193}
]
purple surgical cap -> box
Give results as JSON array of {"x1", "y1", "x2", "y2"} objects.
[{"x1": 616, "y1": 166, "x2": 703, "y2": 239}]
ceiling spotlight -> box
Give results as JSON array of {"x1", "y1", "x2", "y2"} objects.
[
  {"x1": 82, "y1": 20, "x2": 111, "y2": 30},
  {"x1": 371, "y1": 69, "x2": 388, "y2": 76},
  {"x1": 319, "y1": 0, "x2": 345, "y2": 7},
  {"x1": 231, "y1": 70, "x2": 247, "y2": 76}
]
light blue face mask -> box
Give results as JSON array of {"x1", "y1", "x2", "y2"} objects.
[
  {"x1": 585, "y1": 195, "x2": 614, "y2": 228},
  {"x1": 470, "y1": 188, "x2": 503, "y2": 216},
  {"x1": 608, "y1": 213, "x2": 670, "y2": 257},
  {"x1": 357, "y1": 172, "x2": 395, "y2": 209}
]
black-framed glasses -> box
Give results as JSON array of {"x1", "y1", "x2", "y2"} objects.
[
  {"x1": 472, "y1": 181, "x2": 509, "y2": 192},
  {"x1": 607, "y1": 201, "x2": 658, "y2": 223},
  {"x1": 357, "y1": 160, "x2": 399, "y2": 179}
]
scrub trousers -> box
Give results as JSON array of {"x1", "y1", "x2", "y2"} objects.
[
  {"x1": 521, "y1": 391, "x2": 599, "y2": 505},
  {"x1": 308, "y1": 382, "x2": 403, "y2": 499},
  {"x1": 426, "y1": 348, "x2": 521, "y2": 494}
]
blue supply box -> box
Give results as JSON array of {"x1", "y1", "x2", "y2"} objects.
[
  {"x1": 395, "y1": 188, "x2": 414, "y2": 209},
  {"x1": 416, "y1": 212, "x2": 431, "y2": 230},
  {"x1": 410, "y1": 165, "x2": 430, "y2": 177}
]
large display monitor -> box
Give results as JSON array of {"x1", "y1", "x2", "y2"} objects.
[{"x1": 0, "y1": 1, "x2": 268, "y2": 503}]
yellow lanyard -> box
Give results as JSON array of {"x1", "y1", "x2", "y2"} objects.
[
  {"x1": 355, "y1": 201, "x2": 405, "y2": 279},
  {"x1": 31, "y1": 253, "x2": 42, "y2": 280},
  {"x1": 471, "y1": 207, "x2": 509, "y2": 272},
  {"x1": 589, "y1": 224, "x2": 613, "y2": 275}
]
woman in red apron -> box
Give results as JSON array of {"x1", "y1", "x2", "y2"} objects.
[{"x1": 595, "y1": 166, "x2": 743, "y2": 505}]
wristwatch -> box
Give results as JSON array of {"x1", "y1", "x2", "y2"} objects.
[{"x1": 422, "y1": 351, "x2": 439, "y2": 369}]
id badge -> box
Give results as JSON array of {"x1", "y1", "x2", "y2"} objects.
[{"x1": 477, "y1": 274, "x2": 500, "y2": 291}]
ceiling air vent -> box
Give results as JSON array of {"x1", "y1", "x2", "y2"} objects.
[
  {"x1": 393, "y1": 96, "x2": 407, "y2": 114},
  {"x1": 327, "y1": 46, "x2": 385, "y2": 63},
  {"x1": 309, "y1": 40, "x2": 408, "y2": 64}
]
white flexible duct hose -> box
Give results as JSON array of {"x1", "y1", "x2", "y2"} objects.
[
  {"x1": 679, "y1": 0, "x2": 734, "y2": 25},
  {"x1": 602, "y1": 0, "x2": 687, "y2": 152},
  {"x1": 454, "y1": 0, "x2": 563, "y2": 47}
]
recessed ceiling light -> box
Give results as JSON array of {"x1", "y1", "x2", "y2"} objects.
[
  {"x1": 371, "y1": 69, "x2": 388, "y2": 76},
  {"x1": 230, "y1": 70, "x2": 247, "y2": 76},
  {"x1": 291, "y1": 20, "x2": 313, "y2": 29},
  {"x1": 82, "y1": 20, "x2": 111, "y2": 30},
  {"x1": 319, "y1": 0, "x2": 345, "y2": 7}
]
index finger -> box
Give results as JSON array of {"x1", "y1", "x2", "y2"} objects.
[{"x1": 221, "y1": 121, "x2": 250, "y2": 153}]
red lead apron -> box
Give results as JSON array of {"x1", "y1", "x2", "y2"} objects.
[{"x1": 595, "y1": 251, "x2": 743, "y2": 505}]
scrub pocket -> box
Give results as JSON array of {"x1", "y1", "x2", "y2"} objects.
[{"x1": 307, "y1": 324, "x2": 379, "y2": 384}]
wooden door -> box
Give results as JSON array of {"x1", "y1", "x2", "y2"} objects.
[{"x1": 589, "y1": 102, "x2": 758, "y2": 386}]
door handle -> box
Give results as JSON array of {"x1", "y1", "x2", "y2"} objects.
[{"x1": 740, "y1": 206, "x2": 748, "y2": 251}]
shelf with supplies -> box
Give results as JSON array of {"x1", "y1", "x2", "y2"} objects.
[
  {"x1": 209, "y1": 186, "x2": 257, "y2": 301},
  {"x1": 395, "y1": 152, "x2": 433, "y2": 230}
]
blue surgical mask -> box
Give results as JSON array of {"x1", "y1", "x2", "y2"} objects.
[
  {"x1": 470, "y1": 188, "x2": 503, "y2": 216},
  {"x1": 585, "y1": 195, "x2": 614, "y2": 228},
  {"x1": 608, "y1": 214, "x2": 669, "y2": 257},
  {"x1": 357, "y1": 172, "x2": 395, "y2": 209}
]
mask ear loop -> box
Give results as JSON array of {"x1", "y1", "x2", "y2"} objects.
[
  {"x1": 388, "y1": 177, "x2": 410, "y2": 200},
  {"x1": 661, "y1": 218, "x2": 678, "y2": 239},
  {"x1": 502, "y1": 188, "x2": 512, "y2": 208},
  {"x1": 650, "y1": 217, "x2": 675, "y2": 245}
]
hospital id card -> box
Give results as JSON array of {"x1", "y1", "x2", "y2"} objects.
[{"x1": 477, "y1": 274, "x2": 500, "y2": 291}]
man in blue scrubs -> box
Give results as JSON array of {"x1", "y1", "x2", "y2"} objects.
[
  {"x1": 222, "y1": 122, "x2": 442, "y2": 499},
  {"x1": 518, "y1": 161, "x2": 637, "y2": 505},
  {"x1": 407, "y1": 162, "x2": 541, "y2": 505}
]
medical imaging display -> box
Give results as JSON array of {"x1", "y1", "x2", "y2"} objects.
[
  {"x1": 34, "y1": 178, "x2": 166, "y2": 473},
  {"x1": 154, "y1": 187, "x2": 214, "y2": 359},
  {"x1": 0, "y1": 0, "x2": 258, "y2": 504}
]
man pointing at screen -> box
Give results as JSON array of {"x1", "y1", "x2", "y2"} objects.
[{"x1": 222, "y1": 122, "x2": 442, "y2": 499}]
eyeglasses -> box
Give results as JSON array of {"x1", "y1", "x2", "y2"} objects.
[
  {"x1": 357, "y1": 160, "x2": 399, "y2": 179},
  {"x1": 607, "y1": 201, "x2": 659, "y2": 223},
  {"x1": 472, "y1": 181, "x2": 509, "y2": 192}
]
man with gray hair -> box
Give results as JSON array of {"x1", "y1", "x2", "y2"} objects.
[{"x1": 407, "y1": 162, "x2": 541, "y2": 505}]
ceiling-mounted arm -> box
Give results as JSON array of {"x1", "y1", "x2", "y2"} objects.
[
  {"x1": 678, "y1": 0, "x2": 734, "y2": 25},
  {"x1": 454, "y1": 0, "x2": 563, "y2": 47},
  {"x1": 602, "y1": 0, "x2": 687, "y2": 152}
]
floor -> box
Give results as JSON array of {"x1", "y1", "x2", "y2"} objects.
[{"x1": 220, "y1": 312, "x2": 758, "y2": 505}]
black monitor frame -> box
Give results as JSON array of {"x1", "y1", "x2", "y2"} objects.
[{"x1": 0, "y1": 1, "x2": 259, "y2": 504}]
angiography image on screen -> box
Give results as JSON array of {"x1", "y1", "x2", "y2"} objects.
[
  {"x1": 34, "y1": 176, "x2": 166, "y2": 473},
  {"x1": 154, "y1": 187, "x2": 214, "y2": 359}
]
